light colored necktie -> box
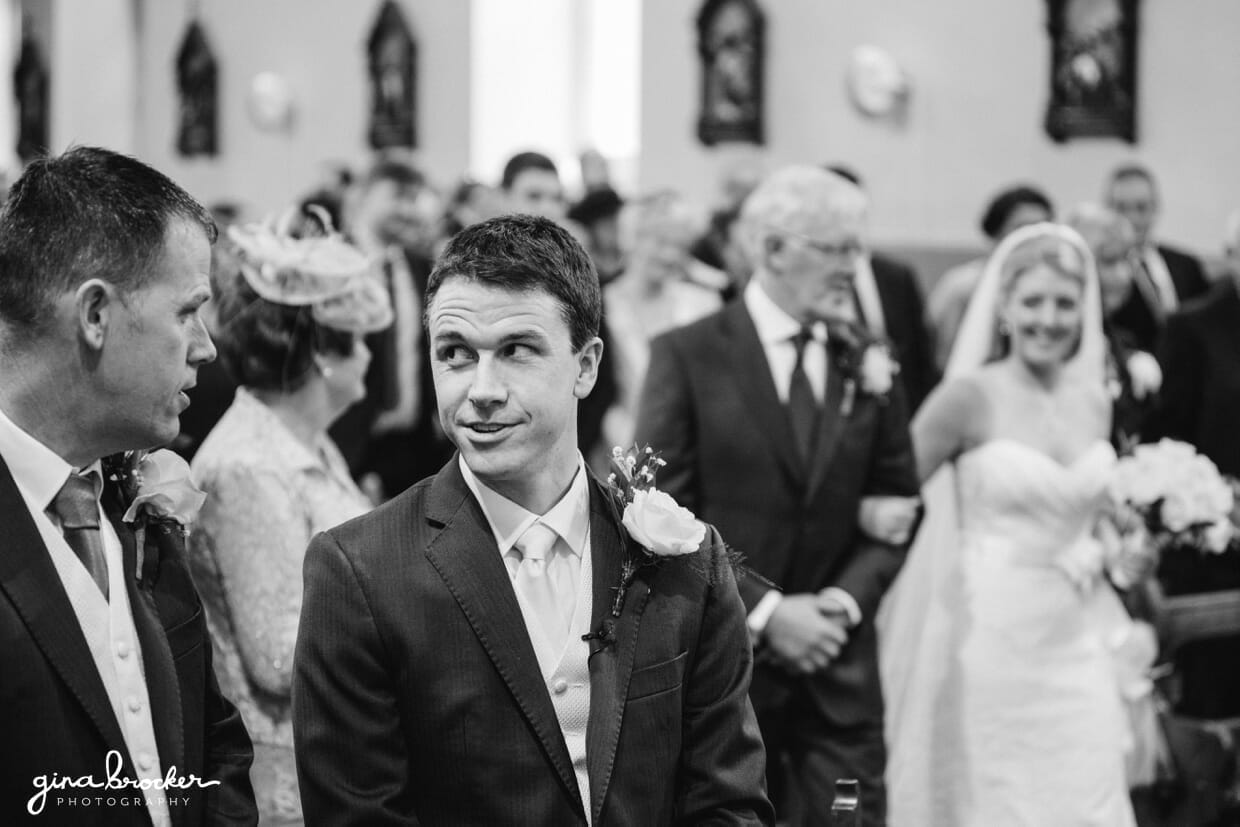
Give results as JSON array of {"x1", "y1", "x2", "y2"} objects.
[
  {"x1": 513, "y1": 522, "x2": 568, "y2": 651},
  {"x1": 49, "y1": 471, "x2": 109, "y2": 600}
]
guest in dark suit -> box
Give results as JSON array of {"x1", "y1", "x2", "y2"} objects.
[
  {"x1": 1104, "y1": 163, "x2": 1211, "y2": 353},
  {"x1": 824, "y1": 165, "x2": 938, "y2": 410},
  {"x1": 293, "y1": 214, "x2": 772, "y2": 826},
  {"x1": 0, "y1": 147, "x2": 256, "y2": 825},
  {"x1": 332, "y1": 159, "x2": 454, "y2": 500},
  {"x1": 637, "y1": 166, "x2": 920, "y2": 826},
  {"x1": 1153, "y1": 217, "x2": 1240, "y2": 719}
]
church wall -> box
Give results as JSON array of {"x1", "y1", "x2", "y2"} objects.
[{"x1": 641, "y1": 0, "x2": 1240, "y2": 259}]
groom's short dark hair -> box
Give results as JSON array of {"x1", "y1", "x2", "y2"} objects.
[
  {"x1": 426, "y1": 214, "x2": 601, "y2": 352},
  {"x1": 0, "y1": 145, "x2": 216, "y2": 333}
]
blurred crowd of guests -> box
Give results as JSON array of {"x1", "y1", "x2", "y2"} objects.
[{"x1": 175, "y1": 147, "x2": 1240, "y2": 824}]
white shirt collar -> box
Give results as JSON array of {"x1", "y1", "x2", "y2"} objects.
[
  {"x1": 0, "y1": 403, "x2": 76, "y2": 512},
  {"x1": 458, "y1": 454, "x2": 592, "y2": 560},
  {"x1": 743, "y1": 280, "x2": 828, "y2": 346}
]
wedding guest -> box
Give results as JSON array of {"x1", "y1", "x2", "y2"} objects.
[
  {"x1": 334, "y1": 158, "x2": 452, "y2": 501},
  {"x1": 826, "y1": 164, "x2": 938, "y2": 411},
  {"x1": 1152, "y1": 210, "x2": 1240, "y2": 719},
  {"x1": 501, "y1": 150, "x2": 567, "y2": 221},
  {"x1": 636, "y1": 166, "x2": 920, "y2": 826},
  {"x1": 567, "y1": 186, "x2": 625, "y2": 285},
  {"x1": 190, "y1": 213, "x2": 392, "y2": 824},
  {"x1": 293, "y1": 214, "x2": 772, "y2": 825},
  {"x1": 1104, "y1": 163, "x2": 1211, "y2": 353},
  {"x1": 603, "y1": 190, "x2": 725, "y2": 450},
  {"x1": 1067, "y1": 202, "x2": 1162, "y2": 445},
  {"x1": 0, "y1": 145, "x2": 256, "y2": 825},
  {"x1": 927, "y1": 184, "x2": 1054, "y2": 370},
  {"x1": 882, "y1": 224, "x2": 1156, "y2": 825}
]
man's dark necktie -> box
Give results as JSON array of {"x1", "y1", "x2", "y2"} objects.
[
  {"x1": 788, "y1": 328, "x2": 821, "y2": 463},
  {"x1": 49, "y1": 472, "x2": 109, "y2": 600}
]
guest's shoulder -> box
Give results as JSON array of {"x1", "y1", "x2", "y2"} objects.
[
  {"x1": 1170, "y1": 279, "x2": 1236, "y2": 328},
  {"x1": 871, "y1": 252, "x2": 918, "y2": 281},
  {"x1": 648, "y1": 300, "x2": 735, "y2": 350}
]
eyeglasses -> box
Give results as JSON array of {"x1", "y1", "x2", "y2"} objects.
[{"x1": 769, "y1": 226, "x2": 865, "y2": 260}]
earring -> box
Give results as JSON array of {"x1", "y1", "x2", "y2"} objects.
[
  {"x1": 321, "y1": 366, "x2": 333, "y2": 378},
  {"x1": 997, "y1": 317, "x2": 1010, "y2": 336}
]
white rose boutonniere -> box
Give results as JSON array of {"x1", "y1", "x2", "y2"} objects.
[
  {"x1": 585, "y1": 446, "x2": 708, "y2": 654},
  {"x1": 1124, "y1": 351, "x2": 1162, "y2": 401},
  {"x1": 120, "y1": 450, "x2": 207, "y2": 527},
  {"x1": 829, "y1": 322, "x2": 901, "y2": 416},
  {"x1": 104, "y1": 449, "x2": 206, "y2": 586},
  {"x1": 622, "y1": 488, "x2": 706, "y2": 557}
]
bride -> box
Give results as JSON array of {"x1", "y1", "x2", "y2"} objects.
[{"x1": 880, "y1": 223, "x2": 1154, "y2": 825}]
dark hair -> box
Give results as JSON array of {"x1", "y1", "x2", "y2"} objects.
[
  {"x1": 211, "y1": 246, "x2": 356, "y2": 392},
  {"x1": 360, "y1": 157, "x2": 426, "y2": 192},
  {"x1": 501, "y1": 151, "x2": 559, "y2": 191},
  {"x1": 980, "y1": 185, "x2": 1055, "y2": 240},
  {"x1": 426, "y1": 214, "x2": 600, "y2": 351},
  {"x1": 0, "y1": 145, "x2": 216, "y2": 332},
  {"x1": 567, "y1": 187, "x2": 624, "y2": 227},
  {"x1": 1106, "y1": 163, "x2": 1157, "y2": 195}
]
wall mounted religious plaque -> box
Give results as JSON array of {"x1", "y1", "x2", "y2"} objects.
[
  {"x1": 367, "y1": 0, "x2": 417, "y2": 150},
  {"x1": 696, "y1": 0, "x2": 765, "y2": 146},
  {"x1": 176, "y1": 20, "x2": 219, "y2": 157},
  {"x1": 1044, "y1": 0, "x2": 1139, "y2": 143},
  {"x1": 13, "y1": 32, "x2": 48, "y2": 163}
]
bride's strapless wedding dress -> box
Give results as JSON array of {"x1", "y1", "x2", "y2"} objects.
[{"x1": 953, "y1": 438, "x2": 1136, "y2": 826}]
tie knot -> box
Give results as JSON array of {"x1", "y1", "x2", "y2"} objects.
[
  {"x1": 791, "y1": 327, "x2": 815, "y2": 362},
  {"x1": 51, "y1": 472, "x2": 101, "y2": 531},
  {"x1": 515, "y1": 521, "x2": 559, "y2": 564}
]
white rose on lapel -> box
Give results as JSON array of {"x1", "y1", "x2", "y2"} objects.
[
  {"x1": 622, "y1": 489, "x2": 706, "y2": 557},
  {"x1": 1125, "y1": 351, "x2": 1162, "y2": 400},
  {"x1": 859, "y1": 344, "x2": 898, "y2": 396},
  {"x1": 121, "y1": 450, "x2": 206, "y2": 527}
]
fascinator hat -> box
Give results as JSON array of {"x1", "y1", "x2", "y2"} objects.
[{"x1": 225, "y1": 207, "x2": 393, "y2": 334}]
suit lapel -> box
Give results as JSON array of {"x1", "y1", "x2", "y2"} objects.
[
  {"x1": 723, "y1": 303, "x2": 807, "y2": 486},
  {"x1": 584, "y1": 479, "x2": 650, "y2": 823},
  {"x1": 422, "y1": 462, "x2": 584, "y2": 815},
  {"x1": 103, "y1": 487, "x2": 185, "y2": 792},
  {"x1": 0, "y1": 456, "x2": 129, "y2": 756}
]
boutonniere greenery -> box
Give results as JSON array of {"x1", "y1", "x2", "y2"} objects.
[
  {"x1": 584, "y1": 445, "x2": 706, "y2": 654},
  {"x1": 828, "y1": 321, "x2": 900, "y2": 417},
  {"x1": 102, "y1": 449, "x2": 206, "y2": 586}
]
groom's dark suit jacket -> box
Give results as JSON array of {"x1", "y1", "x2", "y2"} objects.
[
  {"x1": 635, "y1": 301, "x2": 919, "y2": 726},
  {"x1": 292, "y1": 458, "x2": 773, "y2": 826},
  {"x1": 0, "y1": 456, "x2": 256, "y2": 826}
]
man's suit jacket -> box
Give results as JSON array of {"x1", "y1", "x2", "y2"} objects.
[
  {"x1": 292, "y1": 459, "x2": 773, "y2": 826},
  {"x1": 1152, "y1": 279, "x2": 1240, "y2": 719},
  {"x1": 0, "y1": 457, "x2": 256, "y2": 826},
  {"x1": 870, "y1": 253, "x2": 939, "y2": 412},
  {"x1": 635, "y1": 302, "x2": 919, "y2": 727},
  {"x1": 1110, "y1": 243, "x2": 1210, "y2": 354}
]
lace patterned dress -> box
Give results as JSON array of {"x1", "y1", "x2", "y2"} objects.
[{"x1": 189, "y1": 388, "x2": 371, "y2": 824}]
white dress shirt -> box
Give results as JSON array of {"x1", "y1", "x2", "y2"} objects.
[
  {"x1": 0, "y1": 406, "x2": 171, "y2": 827},
  {"x1": 741, "y1": 282, "x2": 863, "y2": 632},
  {"x1": 1141, "y1": 245, "x2": 1179, "y2": 312}
]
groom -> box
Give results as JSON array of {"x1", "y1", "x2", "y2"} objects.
[
  {"x1": 636, "y1": 166, "x2": 919, "y2": 826},
  {"x1": 293, "y1": 214, "x2": 772, "y2": 825}
]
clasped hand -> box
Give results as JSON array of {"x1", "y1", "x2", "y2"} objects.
[{"x1": 763, "y1": 593, "x2": 851, "y2": 676}]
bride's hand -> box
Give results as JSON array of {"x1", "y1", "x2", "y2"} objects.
[{"x1": 857, "y1": 495, "x2": 922, "y2": 545}]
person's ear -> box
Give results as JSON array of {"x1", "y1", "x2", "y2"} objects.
[
  {"x1": 75, "y1": 279, "x2": 115, "y2": 352},
  {"x1": 573, "y1": 335, "x2": 604, "y2": 400}
]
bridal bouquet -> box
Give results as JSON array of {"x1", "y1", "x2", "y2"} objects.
[{"x1": 1109, "y1": 439, "x2": 1237, "y2": 556}]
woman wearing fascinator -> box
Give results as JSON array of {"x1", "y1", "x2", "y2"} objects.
[
  {"x1": 188, "y1": 208, "x2": 392, "y2": 825},
  {"x1": 879, "y1": 223, "x2": 1160, "y2": 826}
]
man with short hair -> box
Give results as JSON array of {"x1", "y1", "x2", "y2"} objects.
[
  {"x1": 636, "y1": 166, "x2": 919, "y2": 826},
  {"x1": 0, "y1": 146, "x2": 256, "y2": 825},
  {"x1": 501, "y1": 151, "x2": 567, "y2": 220},
  {"x1": 334, "y1": 158, "x2": 453, "y2": 499},
  {"x1": 1104, "y1": 163, "x2": 1210, "y2": 353},
  {"x1": 294, "y1": 214, "x2": 772, "y2": 825}
]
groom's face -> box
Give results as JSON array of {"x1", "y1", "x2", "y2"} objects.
[{"x1": 428, "y1": 277, "x2": 600, "y2": 505}]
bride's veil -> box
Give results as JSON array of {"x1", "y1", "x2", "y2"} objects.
[{"x1": 878, "y1": 223, "x2": 1104, "y2": 826}]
